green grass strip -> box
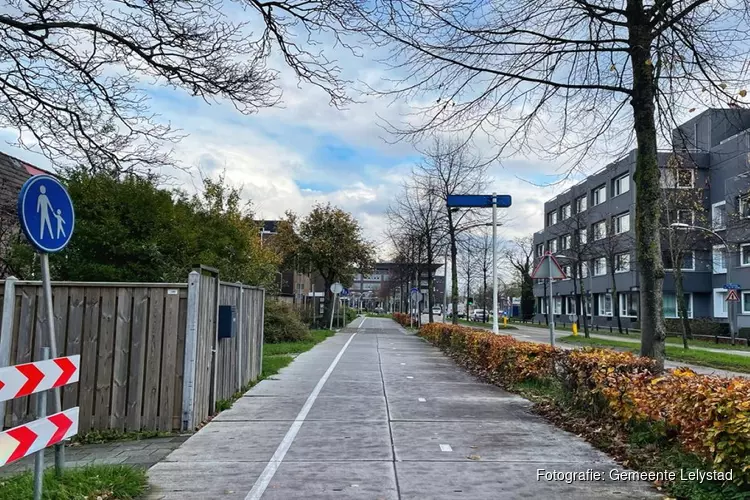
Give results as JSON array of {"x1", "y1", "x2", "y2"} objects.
[{"x1": 0, "y1": 465, "x2": 146, "y2": 500}]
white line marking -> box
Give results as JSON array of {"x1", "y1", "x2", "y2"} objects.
[
  {"x1": 439, "y1": 444, "x2": 452, "y2": 452},
  {"x1": 400, "y1": 362, "x2": 405, "y2": 365},
  {"x1": 245, "y1": 332, "x2": 358, "y2": 500},
  {"x1": 358, "y1": 316, "x2": 367, "y2": 328},
  {"x1": 406, "y1": 376, "x2": 413, "y2": 379},
  {"x1": 418, "y1": 398, "x2": 426, "y2": 402}
]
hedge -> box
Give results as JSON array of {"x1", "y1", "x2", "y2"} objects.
[
  {"x1": 392, "y1": 312, "x2": 410, "y2": 327},
  {"x1": 418, "y1": 323, "x2": 750, "y2": 484}
]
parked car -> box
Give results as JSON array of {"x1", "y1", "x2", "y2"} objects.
[
  {"x1": 470, "y1": 309, "x2": 489, "y2": 322},
  {"x1": 373, "y1": 307, "x2": 385, "y2": 314},
  {"x1": 431, "y1": 306, "x2": 442, "y2": 315}
]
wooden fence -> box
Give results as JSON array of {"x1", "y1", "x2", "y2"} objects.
[{"x1": 0, "y1": 270, "x2": 265, "y2": 433}]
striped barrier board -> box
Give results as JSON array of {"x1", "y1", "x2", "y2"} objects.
[
  {"x1": 0, "y1": 355, "x2": 80, "y2": 403},
  {"x1": 0, "y1": 407, "x2": 79, "y2": 467}
]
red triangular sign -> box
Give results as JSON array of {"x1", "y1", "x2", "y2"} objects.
[
  {"x1": 531, "y1": 252, "x2": 566, "y2": 280},
  {"x1": 726, "y1": 289, "x2": 740, "y2": 302}
]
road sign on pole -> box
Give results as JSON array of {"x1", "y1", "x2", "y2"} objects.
[
  {"x1": 726, "y1": 289, "x2": 740, "y2": 302},
  {"x1": 330, "y1": 283, "x2": 343, "y2": 294},
  {"x1": 18, "y1": 175, "x2": 75, "y2": 254},
  {"x1": 0, "y1": 407, "x2": 79, "y2": 467},
  {"x1": 723, "y1": 283, "x2": 741, "y2": 290},
  {"x1": 341, "y1": 288, "x2": 349, "y2": 297},
  {"x1": 531, "y1": 252, "x2": 567, "y2": 280},
  {"x1": 0, "y1": 355, "x2": 80, "y2": 403},
  {"x1": 447, "y1": 194, "x2": 512, "y2": 208}
]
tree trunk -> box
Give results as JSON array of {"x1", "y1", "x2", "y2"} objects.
[
  {"x1": 579, "y1": 276, "x2": 590, "y2": 338},
  {"x1": 628, "y1": 10, "x2": 665, "y2": 370},
  {"x1": 521, "y1": 273, "x2": 534, "y2": 320},
  {"x1": 674, "y1": 265, "x2": 691, "y2": 348},
  {"x1": 323, "y1": 278, "x2": 333, "y2": 329}
]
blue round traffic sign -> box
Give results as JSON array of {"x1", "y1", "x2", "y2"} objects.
[
  {"x1": 341, "y1": 288, "x2": 349, "y2": 297},
  {"x1": 17, "y1": 175, "x2": 75, "y2": 253}
]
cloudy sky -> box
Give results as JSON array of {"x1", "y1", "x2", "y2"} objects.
[{"x1": 0, "y1": 14, "x2": 623, "y2": 261}]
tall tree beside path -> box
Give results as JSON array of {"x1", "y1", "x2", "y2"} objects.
[
  {"x1": 504, "y1": 236, "x2": 535, "y2": 322},
  {"x1": 275, "y1": 204, "x2": 375, "y2": 328},
  {"x1": 355, "y1": 0, "x2": 750, "y2": 369},
  {"x1": 0, "y1": 0, "x2": 358, "y2": 173},
  {"x1": 414, "y1": 137, "x2": 488, "y2": 324}
]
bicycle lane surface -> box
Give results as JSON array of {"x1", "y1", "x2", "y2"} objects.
[{"x1": 146, "y1": 317, "x2": 660, "y2": 499}]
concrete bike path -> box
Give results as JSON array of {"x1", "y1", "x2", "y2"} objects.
[{"x1": 146, "y1": 317, "x2": 659, "y2": 499}]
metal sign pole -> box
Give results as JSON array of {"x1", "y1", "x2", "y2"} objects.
[
  {"x1": 492, "y1": 193, "x2": 499, "y2": 334},
  {"x1": 443, "y1": 250, "x2": 449, "y2": 324},
  {"x1": 548, "y1": 258, "x2": 556, "y2": 347},
  {"x1": 329, "y1": 292, "x2": 337, "y2": 330},
  {"x1": 40, "y1": 253, "x2": 64, "y2": 473}
]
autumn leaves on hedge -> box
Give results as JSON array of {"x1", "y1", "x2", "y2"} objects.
[{"x1": 418, "y1": 323, "x2": 750, "y2": 483}]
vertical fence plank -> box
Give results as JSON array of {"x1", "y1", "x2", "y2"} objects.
[
  {"x1": 79, "y1": 287, "x2": 101, "y2": 432},
  {"x1": 111, "y1": 288, "x2": 132, "y2": 431},
  {"x1": 174, "y1": 292, "x2": 187, "y2": 430},
  {"x1": 159, "y1": 289, "x2": 179, "y2": 431},
  {"x1": 12, "y1": 287, "x2": 36, "y2": 426},
  {"x1": 95, "y1": 288, "x2": 116, "y2": 429},
  {"x1": 143, "y1": 288, "x2": 164, "y2": 430},
  {"x1": 30, "y1": 286, "x2": 45, "y2": 418},
  {"x1": 64, "y1": 287, "x2": 84, "y2": 411},
  {"x1": 127, "y1": 288, "x2": 148, "y2": 431}
]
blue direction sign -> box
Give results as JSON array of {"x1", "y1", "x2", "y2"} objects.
[
  {"x1": 17, "y1": 175, "x2": 75, "y2": 253},
  {"x1": 410, "y1": 287, "x2": 419, "y2": 293},
  {"x1": 723, "y1": 283, "x2": 741, "y2": 290},
  {"x1": 447, "y1": 194, "x2": 512, "y2": 208},
  {"x1": 341, "y1": 288, "x2": 349, "y2": 297}
]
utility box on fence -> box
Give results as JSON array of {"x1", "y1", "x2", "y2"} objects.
[{"x1": 218, "y1": 305, "x2": 237, "y2": 339}]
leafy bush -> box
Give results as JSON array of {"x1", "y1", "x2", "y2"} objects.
[
  {"x1": 392, "y1": 312, "x2": 410, "y2": 327},
  {"x1": 418, "y1": 323, "x2": 750, "y2": 484},
  {"x1": 264, "y1": 300, "x2": 309, "y2": 343}
]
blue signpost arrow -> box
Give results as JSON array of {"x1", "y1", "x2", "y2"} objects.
[{"x1": 17, "y1": 174, "x2": 75, "y2": 477}]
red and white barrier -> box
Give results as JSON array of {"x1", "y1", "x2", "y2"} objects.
[
  {"x1": 0, "y1": 407, "x2": 78, "y2": 466},
  {"x1": 0, "y1": 355, "x2": 79, "y2": 403}
]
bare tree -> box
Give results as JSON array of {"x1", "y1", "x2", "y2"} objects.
[
  {"x1": 0, "y1": 0, "x2": 360, "y2": 173},
  {"x1": 414, "y1": 137, "x2": 488, "y2": 324},
  {"x1": 387, "y1": 176, "x2": 447, "y2": 322},
  {"x1": 595, "y1": 216, "x2": 635, "y2": 335},
  {"x1": 556, "y1": 209, "x2": 593, "y2": 337},
  {"x1": 357, "y1": 0, "x2": 750, "y2": 369},
  {"x1": 504, "y1": 236, "x2": 535, "y2": 321}
]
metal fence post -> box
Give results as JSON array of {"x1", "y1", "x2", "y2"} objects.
[
  {"x1": 181, "y1": 271, "x2": 200, "y2": 431},
  {"x1": 237, "y1": 285, "x2": 244, "y2": 388},
  {"x1": 259, "y1": 289, "x2": 265, "y2": 377},
  {"x1": 0, "y1": 276, "x2": 17, "y2": 428}
]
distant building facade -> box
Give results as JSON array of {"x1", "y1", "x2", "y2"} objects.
[{"x1": 532, "y1": 109, "x2": 750, "y2": 335}]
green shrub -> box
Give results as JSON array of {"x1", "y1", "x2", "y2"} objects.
[{"x1": 263, "y1": 300, "x2": 309, "y2": 343}]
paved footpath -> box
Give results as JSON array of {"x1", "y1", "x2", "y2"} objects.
[{"x1": 146, "y1": 317, "x2": 659, "y2": 499}]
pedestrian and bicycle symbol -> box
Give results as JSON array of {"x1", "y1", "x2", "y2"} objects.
[{"x1": 18, "y1": 175, "x2": 75, "y2": 253}]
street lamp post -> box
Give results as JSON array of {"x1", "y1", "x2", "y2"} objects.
[{"x1": 671, "y1": 222, "x2": 736, "y2": 342}]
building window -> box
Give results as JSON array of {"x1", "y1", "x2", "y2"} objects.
[
  {"x1": 677, "y1": 210, "x2": 693, "y2": 225},
  {"x1": 662, "y1": 168, "x2": 694, "y2": 188},
  {"x1": 598, "y1": 294, "x2": 613, "y2": 316},
  {"x1": 712, "y1": 245, "x2": 727, "y2": 274},
  {"x1": 615, "y1": 252, "x2": 630, "y2": 273},
  {"x1": 561, "y1": 203, "x2": 571, "y2": 220},
  {"x1": 579, "y1": 263, "x2": 588, "y2": 278},
  {"x1": 562, "y1": 265, "x2": 572, "y2": 280},
  {"x1": 712, "y1": 201, "x2": 727, "y2": 230},
  {"x1": 593, "y1": 257, "x2": 606, "y2": 276},
  {"x1": 743, "y1": 292, "x2": 750, "y2": 315},
  {"x1": 536, "y1": 243, "x2": 544, "y2": 257},
  {"x1": 561, "y1": 234, "x2": 571, "y2": 250},
  {"x1": 612, "y1": 174, "x2": 630, "y2": 197},
  {"x1": 739, "y1": 194, "x2": 750, "y2": 219},
  {"x1": 576, "y1": 229, "x2": 587, "y2": 245},
  {"x1": 593, "y1": 220, "x2": 607, "y2": 240},
  {"x1": 592, "y1": 185, "x2": 606, "y2": 206},
  {"x1": 741, "y1": 244, "x2": 750, "y2": 266},
  {"x1": 547, "y1": 210, "x2": 558, "y2": 226},
  {"x1": 548, "y1": 239, "x2": 558, "y2": 253},
  {"x1": 663, "y1": 251, "x2": 695, "y2": 271},
  {"x1": 538, "y1": 297, "x2": 547, "y2": 315},
  {"x1": 553, "y1": 296, "x2": 562, "y2": 315},
  {"x1": 619, "y1": 293, "x2": 639, "y2": 317},
  {"x1": 566, "y1": 296, "x2": 576, "y2": 315},
  {"x1": 614, "y1": 212, "x2": 630, "y2": 234},
  {"x1": 664, "y1": 293, "x2": 692, "y2": 318},
  {"x1": 713, "y1": 289, "x2": 728, "y2": 318},
  {"x1": 575, "y1": 195, "x2": 587, "y2": 213}
]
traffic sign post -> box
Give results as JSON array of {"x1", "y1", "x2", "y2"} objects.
[
  {"x1": 0, "y1": 350, "x2": 80, "y2": 499},
  {"x1": 330, "y1": 283, "x2": 343, "y2": 330},
  {"x1": 531, "y1": 252, "x2": 567, "y2": 347},
  {"x1": 447, "y1": 193, "x2": 513, "y2": 334},
  {"x1": 16, "y1": 174, "x2": 76, "y2": 477}
]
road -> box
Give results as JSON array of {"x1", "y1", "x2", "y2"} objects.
[{"x1": 147, "y1": 317, "x2": 657, "y2": 499}]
